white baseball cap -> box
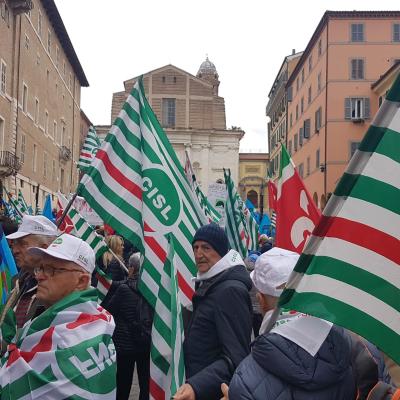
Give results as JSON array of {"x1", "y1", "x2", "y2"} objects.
[
  {"x1": 250, "y1": 247, "x2": 299, "y2": 297},
  {"x1": 6, "y1": 215, "x2": 58, "y2": 240},
  {"x1": 27, "y1": 233, "x2": 95, "y2": 274}
]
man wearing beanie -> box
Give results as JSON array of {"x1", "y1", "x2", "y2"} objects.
[{"x1": 174, "y1": 223, "x2": 253, "y2": 400}]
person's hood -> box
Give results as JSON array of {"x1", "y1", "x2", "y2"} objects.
[
  {"x1": 251, "y1": 324, "x2": 352, "y2": 390},
  {"x1": 193, "y1": 250, "x2": 252, "y2": 293}
]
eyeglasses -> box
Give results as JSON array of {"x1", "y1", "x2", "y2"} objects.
[{"x1": 33, "y1": 266, "x2": 84, "y2": 277}]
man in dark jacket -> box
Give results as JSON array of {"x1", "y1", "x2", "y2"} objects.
[
  {"x1": 174, "y1": 223, "x2": 253, "y2": 400},
  {"x1": 227, "y1": 247, "x2": 356, "y2": 400}
]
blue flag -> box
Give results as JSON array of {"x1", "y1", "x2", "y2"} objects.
[
  {"x1": 42, "y1": 194, "x2": 55, "y2": 222},
  {"x1": 0, "y1": 224, "x2": 18, "y2": 304},
  {"x1": 259, "y1": 213, "x2": 271, "y2": 235}
]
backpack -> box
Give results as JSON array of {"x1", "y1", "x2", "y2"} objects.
[{"x1": 367, "y1": 382, "x2": 400, "y2": 400}]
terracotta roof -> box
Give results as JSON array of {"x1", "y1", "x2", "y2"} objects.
[{"x1": 371, "y1": 61, "x2": 400, "y2": 89}]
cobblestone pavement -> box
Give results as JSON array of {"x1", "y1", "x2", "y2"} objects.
[{"x1": 128, "y1": 371, "x2": 140, "y2": 400}]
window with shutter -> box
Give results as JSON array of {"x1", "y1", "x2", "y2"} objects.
[
  {"x1": 345, "y1": 97, "x2": 370, "y2": 120},
  {"x1": 299, "y1": 128, "x2": 304, "y2": 146},
  {"x1": 393, "y1": 24, "x2": 400, "y2": 42},
  {"x1": 288, "y1": 140, "x2": 292, "y2": 155},
  {"x1": 294, "y1": 134, "x2": 298, "y2": 151},
  {"x1": 351, "y1": 59, "x2": 364, "y2": 79},
  {"x1": 315, "y1": 107, "x2": 322, "y2": 132},
  {"x1": 304, "y1": 119, "x2": 311, "y2": 138},
  {"x1": 316, "y1": 149, "x2": 320, "y2": 169},
  {"x1": 350, "y1": 141, "x2": 361, "y2": 158}
]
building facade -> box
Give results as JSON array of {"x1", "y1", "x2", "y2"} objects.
[
  {"x1": 283, "y1": 11, "x2": 400, "y2": 209},
  {"x1": 266, "y1": 50, "x2": 302, "y2": 180},
  {"x1": 105, "y1": 59, "x2": 244, "y2": 190},
  {"x1": 0, "y1": 0, "x2": 88, "y2": 208},
  {"x1": 238, "y1": 152, "x2": 269, "y2": 213}
]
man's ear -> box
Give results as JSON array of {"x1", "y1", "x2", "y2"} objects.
[{"x1": 76, "y1": 273, "x2": 91, "y2": 290}]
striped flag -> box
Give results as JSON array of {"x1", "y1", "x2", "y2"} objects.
[
  {"x1": 271, "y1": 210, "x2": 277, "y2": 228},
  {"x1": 279, "y1": 73, "x2": 400, "y2": 365},
  {"x1": 18, "y1": 190, "x2": 30, "y2": 215},
  {"x1": 78, "y1": 126, "x2": 101, "y2": 173},
  {"x1": 244, "y1": 207, "x2": 259, "y2": 251},
  {"x1": 77, "y1": 78, "x2": 206, "y2": 399},
  {"x1": 224, "y1": 169, "x2": 247, "y2": 258},
  {"x1": 67, "y1": 207, "x2": 108, "y2": 259},
  {"x1": 151, "y1": 234, "x2": 185, "y2": 399},
  {"x1": 6, "y1": 190, "x2": 26, "y2": 219},
  {"x1": 184, "y1": 151, "x2": 221, "y2": 223},
  {"x1": 96, "y1": 267, "x2": 112, "y2": 302}
]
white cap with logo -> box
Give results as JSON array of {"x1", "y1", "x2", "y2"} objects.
[
  {"x1": 250, "y1": 247, "x2": 300, "y2": 297},
  {"x1": 6, "y1": 215, "x2": 58, "y2": 240},
  {"x1": 28, "y1": 233, "x2": 96, "y2": 274}
]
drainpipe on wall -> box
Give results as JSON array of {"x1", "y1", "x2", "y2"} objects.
[
  {"x1": 12, "y1": 15, "x2": 23, "y2": 193},
  {"x1": 324, "y1": 18, "x2": 329, "y2": 201},
  {"x1": 70, "y1": 75, "x2": 76, "y2": 191}
]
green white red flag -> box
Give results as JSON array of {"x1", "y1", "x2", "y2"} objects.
[
  {"x1": 78, "y1": 126, "x2": 101, "y2": 173},
  {"x1": 77, "y1": 78, "x2": 206, "y2": 399},
  {"x1": 279, "y1": 73, "x2": 400, "y2": 365},
  {"x1": 276, "y1": 144, "x2": 320, "y2": 253},
  {"x1": 184, "y1": 150, "x2": 221, "y2": 223},
  {"x1": 67, "y1": 207, "x2": 108, "y2": 260},
  {"x1": 150, "y1": 234, "x2": 185, "y2": 399},
  {"x1": 0, "y1": 289, "x2": 116, "y2": 399},
  {"x1": 224, "y1": 168, "x2": 258, "y2": 258}
]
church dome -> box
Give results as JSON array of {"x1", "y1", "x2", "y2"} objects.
[{"x1": 197, "y1": 57, "x2": 218, "y2": 77}]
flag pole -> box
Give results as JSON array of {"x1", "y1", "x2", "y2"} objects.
[
  {"x1": 58, "y1": 190, "x2": 129, "y2": 273},
  {"x1": 108, "y1": 249, "x2": 129, "y2": 273},
  {"x1": 56, "y1": 192, "x2": 78, "y2": 228},
  {"x1": 264, "y1": 306, "x2": 281, "y2": 333}
]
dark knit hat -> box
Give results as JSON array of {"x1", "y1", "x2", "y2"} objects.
[{"x1": 192, "y1": 223, "x2": 229, "y2": 257}]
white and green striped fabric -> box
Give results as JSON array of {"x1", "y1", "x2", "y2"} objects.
[
  {"x1": 224, "y1": 168, "x2": 247, "y2": 257},
  {"x1": 0, "y1": 289, "x2": 116, "y2": 399},
  {"x1": 67, "y1": 207, "x2": 108, "y2": 259},
  {"x1": 6, "y1": 190, "x2": 26, "y2": 219},
  {"x1": 78, "y1": 78, "x2": 206, "y2": 398},
  {"x1": 279, "y1": 72, "x2": 400, "y2": 365},
  {"x1": 184, "y1": 150, "x2": 221, "y2": 223},
  {"x1": 17, "y1": 190, "x2": 30, "y2": 215},
  {"x1": 243, "y1": 206, "x2": 259, "y2": 252},
  {"x1": 151, "y1": 234, "x2": 185, "y2": 398},
  {"x1": 78, "y1": 126, "x2": 101, "y2": 173}
]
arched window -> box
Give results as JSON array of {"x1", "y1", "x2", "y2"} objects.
[{"x1": 247, "y1": 190, "x2": 258, "y2": 208}]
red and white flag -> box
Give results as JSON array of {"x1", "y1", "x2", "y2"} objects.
[{"x1": 276, "y1": 145, "x2": 320, "y2": 253}]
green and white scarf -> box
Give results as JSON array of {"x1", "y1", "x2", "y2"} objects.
[{"x1": 0, "y1": 288, "x2": 116, "y2": 399}]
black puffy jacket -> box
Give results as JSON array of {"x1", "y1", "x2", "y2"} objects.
[
  {"x1": 184, "y1": 264, "x2": 253, "y2": 400},
  {"x1": 229, "y1": 325, "x2": 356, "y2": 400},
  {"x1": 102, "y1": 277, "x2": 153, "y2": 353}
]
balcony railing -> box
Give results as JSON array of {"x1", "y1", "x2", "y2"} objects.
[
  {"x1": 0, "y1": 151, "x2": 21, "y2": 177},
  {"x1": 9, "y1": 0, "x2": 33, "y2": 14}
]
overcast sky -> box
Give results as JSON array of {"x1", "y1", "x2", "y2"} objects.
[{"x1": 54, "y1": 0, "x2": 400, "y2": 152}]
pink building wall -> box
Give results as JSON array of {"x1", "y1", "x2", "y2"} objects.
[{"x1": 286, "y1": 11, "x2": 400, "y2": 208}]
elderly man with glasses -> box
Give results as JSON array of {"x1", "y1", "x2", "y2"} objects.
[
  {"x1": 0, "y1": 215, "x2": 57, "y2": 337},
  {"x1": 0, "y1": 234, "x2": 117, "y2": 399}
]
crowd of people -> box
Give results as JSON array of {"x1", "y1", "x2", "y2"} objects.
[{"x1": 0, "y1": 215, "x2": 398, "y2": 399}]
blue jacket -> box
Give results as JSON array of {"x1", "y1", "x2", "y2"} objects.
[
  {"x1": 184, "y1": 264, "x2": 253, "y2": 400},
  {"x1": 229, "y1": 325, "x2": 356, "y2": 400}
]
